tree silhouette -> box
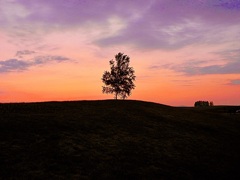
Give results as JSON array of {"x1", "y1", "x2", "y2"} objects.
[
  {"x1": 102, "y1": 52, "x2": 136, "y2": 100},
  {"x1": 194, "y1": 101, "x2": 210, "y2": 107}
]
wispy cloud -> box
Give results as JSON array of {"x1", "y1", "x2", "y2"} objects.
[
  {"x1": 0, "y1": 59, "x2": 29, "y2": 73},
  {"x1": 151, "y1": 47, "x2": 240, "y2": 76},
  {"x1": 96, "y1": 18, "x2": 207, "y2": 50},
  {"x1": 155, "y1": 60, "x2": 240, "y2": 76},
  {"x1": 1, "y1": 0, "x2": 240, "y2": 51},
  {"x1": 212, "y1": 49, "x2": 240, "y2": 61},
  {"x1": 16, "y1": 50, "x2": 36, "y2": 58},
  {"x1": 215, "y1": 0, "x2": 240, "y2": 10},
  {"x1": 0, "y1": 52, "x2": 70, "y2": 73},
  {"x1": 228, "y1": 79, "x2": 240, "y2": 85},
  {"x1": 33, "y1": 55, "x2": 69, "y2": 64},
  {"x1": 95, "y1": 0, "x2": 240, "y2": 50}
]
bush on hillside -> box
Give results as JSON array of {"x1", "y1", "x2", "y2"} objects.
[{"x1": 194, "y1": 101, "x2": 210, "y2": 107}]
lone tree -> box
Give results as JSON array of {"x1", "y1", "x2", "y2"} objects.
[{"x1": 102, "y1": 52, "x2": 136, "y2": 100}]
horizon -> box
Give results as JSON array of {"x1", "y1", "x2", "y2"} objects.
[
  {"x1": 0, "y1": 99, "x2": 239, "y2": 108},
  {"x1": 0, "y1": 0, "x2": 240, "y2": 106}
]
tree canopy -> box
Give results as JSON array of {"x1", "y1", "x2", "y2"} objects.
[
  {"x1": 102, "y1": 52, "x2": 136, "y2": 99},
  {"x1": 194, "y1": 101, "x2": 212, "y2": 107}
]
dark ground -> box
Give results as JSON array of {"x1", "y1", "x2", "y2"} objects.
[{"x1": 0, "y1": 100, "x2": 239, "y2": 179}]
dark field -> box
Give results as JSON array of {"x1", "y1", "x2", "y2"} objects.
[{"x1": 0, "y1": 100, "x2": 239, "y2": 179}]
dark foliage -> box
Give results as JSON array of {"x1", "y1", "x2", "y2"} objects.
[
  {"x1": 194, "y1": 101, "x2": 210, "y2": 107},
  {"x1": 102, "y1": 52, "x2": 136, "y2": 99}
]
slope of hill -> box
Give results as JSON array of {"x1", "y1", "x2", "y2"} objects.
[{"x1": 0, "y1": 100, "x2": 239, "y2": 179}]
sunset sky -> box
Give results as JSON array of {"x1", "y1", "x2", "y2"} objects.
[{"x1": 0, "y1": 0, "x2": 240, "y2": 106}]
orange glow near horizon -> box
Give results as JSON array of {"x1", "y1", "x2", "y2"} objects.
[
  {"x1": 1, "y1": 65, "x2": 239, "y2": 106},
  {"x1": 0, "y1": 47, "x2": 240, "y2": 106}
]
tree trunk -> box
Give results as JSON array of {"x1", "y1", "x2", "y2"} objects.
[{"x1": 115, "y1": 93, "x2": 118, "y2": 100}]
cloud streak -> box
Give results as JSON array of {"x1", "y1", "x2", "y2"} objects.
[
  {"x1": 1, "y1": 0, "x2": 240, "y2": 51},
  {"x1": 228, "y1": 79, "x2": 240, "y2": 85},
  {"x1": 16, "y1": 50, "x2": 36, "y2": 58},
  {"x1": 155, "y1": 60, "x2": 240, "y2": 76},
  {"x1": 151, "y1": 48, "x2": 240, "y2": 76},
  {"x1": 0, "y1": 59, "x2": 29, "y2": 73},
  {"x1": 0, "y1": 53, "x2": 70, "y2": 73},
  {"x1": 95, "y1": 0, "x2": 240, "y2": 50}
]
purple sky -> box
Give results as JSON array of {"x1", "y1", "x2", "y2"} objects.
[
  {"x1": 0, "y1": 0, "x2": 240, "y2": 105},
  {"x1": 1, "y1": 0, "x2": 240, "y2": 51}
]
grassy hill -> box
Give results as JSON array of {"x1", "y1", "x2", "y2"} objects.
[{"x1": 0, "y1": 100, "x2": 239, "y2": 179}]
